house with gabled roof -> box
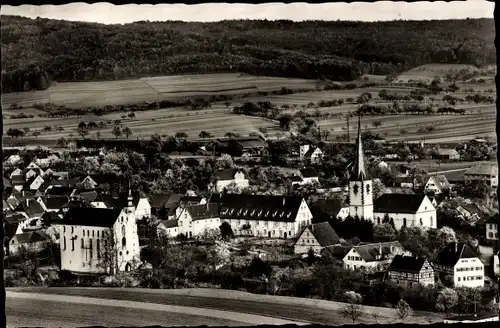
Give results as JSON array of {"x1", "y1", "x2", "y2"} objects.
[
  {"x1": 3, "y1": 177, "x2": 13, "y2": 195},
  {"x1": 26, "y1": 161, "x2": 41, "y2": 170},
  {"x1": 387, "y1": 255, "x2": 435, "y2": 287},
  {"x1": 14, "y1": 198, "x2": 45, "y2": 221},
  {"x1": 424, "y1": 175, "x2": 451, "y2": 195},
  {"x1": 11, "y1": 174, "x2": 26, "y2": 192},
  {"x1": 37, "y1": 196, "x2": 69, "y2": 213},
  {"x1": 299, "y1": 145, "x2": 323, "y2": 163},
  {"x1": 217, "y1": 194, "x2": 312, "y2": 239},
  {"x1": 373, "y1": 194, "x2": 437, "y2": 230},
  {"x1": 292, "y1": 167, "x2": 320, "y2": 186},
  {"x1": 51, "y1": 190, "x2": 141, "y2": 274},
  {"x1": 433, "y1": 242, "x2": 484, "y2": 288},
  {"x1": 485, "y1": 215, "x2": 498, "y2": 244},
  {"x1": 342, "y1": 241, "x2": 409, "y2": 272},
  {"x1": 293, "y1": 222, "x2": 340, "y2": 255},
  {"x1": 213, "y1": 169, "x2": 249, "y2": 193},
  {"x1": 431, "y1": 148, "x2": 460, "y2": 161},
  {"x1": 148, "y1": 193, "x2": 184, "y2": 219},
  {"x1": 174, "y1": 203, "x2": 221, "y2": 239},
  {"x1": 23, "y1": 175, "x2": 45, "y2": 192},
  {"x1": 8, "y1": 231, "x2": 51, "y2": 256},
  {"x1": 456, "y1": 203, "x2": 487, "y2": 223},
  {"x1": 8, "y1": 168, "x2": 23, "y2": 179},
  {"x1": 34, "y1": 154, "x2": 60, "y2": 168},
  {"x1": 464, "y1": 164, "x2": 498, "y2": 188},
  {"x1": 309, "y1": 198, "x2": 350, "y2": 221},
  {"x1": 157, "y1": 219, "x2": 180, "y2": 239},
  {"x1": 99, "y1": 190, "x2": 151, "y2": 220}
]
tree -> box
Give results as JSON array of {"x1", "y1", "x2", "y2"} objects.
[
  {"x1": 436, "y1": 287, "x2": 458, "y2": 318},
  {"x1": 128, "y1": 112, "x2": 136, "y2": 119},
  {"x1": 373, "y1": 223, "x2": 397, "y2": 242},
  {"x1": 56, "y1": 137, "x2": 68, "y2": 148},
  {"x1": 342, "y1": 291, "x2": 363, "y2": 324},
  {"x1": 77, "y1": 127, "x2": 88, "y2": 139},
  {"x1": 219, "y1": 222, "x2": 234, "y2": 240},
  {"x1": 372, "y1": 120, "x2": 382, "y2": 128},
  {"x1": 123, "y1": 127, "x2": 133, "y2": 139},
  {"x1": 437, "y1": 226, "x2": 458, "y2": 244},
  {"x1": 32, "y1": 131, "x2": 41, "y2": 138},
  {"x1": 370, "y1": 310, "x2": 380, "y2": 324},
  {"x1": 199, "y1": 130, "x2": 213, "y2": 140},
  {"x1": 87, "y1": 121, "x2": 98, "y2": 130},
  {"x1": 78, "y1": 122, "x2": 87, "y2": 130},
  {"x1": 175, "y1": 132, "x2": 188, "y2": 140},
  {"x1": 224, "y1": 101, "x2": 231, "y2": 109},
  {"x1": 112, "y1": 126, "x2": 122, "y2": 138},
  {"x1": 396, "y1": 299, "x2": 413, "y2": 322}
]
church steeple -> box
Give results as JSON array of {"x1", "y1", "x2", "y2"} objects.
[{"x1": 352, "y1": 114, "x2": 370, "y2": 181}]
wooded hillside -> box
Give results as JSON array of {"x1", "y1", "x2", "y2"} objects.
[{"x1": 1, "y1": 16, "x2": 495, "y2": 93}]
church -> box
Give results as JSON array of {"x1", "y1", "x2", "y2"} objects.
[{"x1": 348, "y1": 116, "x2": 437, "y2": 230}]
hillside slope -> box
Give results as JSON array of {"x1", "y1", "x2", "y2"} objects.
[{"x1": 1, "y1": 16, "x2": 495, "y2": 93}]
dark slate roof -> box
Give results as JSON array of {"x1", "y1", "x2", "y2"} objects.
[
  {"x1": 14, "y1": 200, "x2": 45, "y2": 218},
  {"x1": 46, "y1": 186, "x2": 74, "y2": 197},
  {"x1": 310, "y1": 199, "x2": 347, "y2": 218},
  {"x1": 5, "y1": 212, "x2": 28, "y2": 224},
  {"x1": 374, "y1": 194, "x2": 426, "y2": 214},
  {"x1": 11, "y1": 231, "x2": 50, "y2": 244},
  {"x1": 219, "y1": 194, "x2": 304, "y2": 222},
  {"x1": 185, "y1": 203, "x2": 220, "y2": 221},
  {"x1": 55, "y1": 208, "x2": 122, "y2": 228},
  {"x1": 300, "y1": 167, "x2": 318, "y2": 178},
  {"x1": 50, "y1": 178, "x2": 80, "y2": 187},
  {"x1": 148, "y1": 193, "x2": 184, "y2": 209},
  {"x1": 434, "y1": 242, "x2": 478, "y2": 267},
  {"x1": 3, "y1": 177, "x2": 12, "y2": 188},
  {"x1": 11, "y1": 175, "x2": 25, "y2": 185},
  {"x1": 78, "y1": 191, "x2": 99, "y2": 203},
  {"x1": 428, "y1": 175, "x2": 451, "y2": 189},
  {"x1": 465, "y1": 164, "x2": 498, "y2": 176},
  {"x1": 486, "y1": 215, "x2": 498, "y2": 224},
  {"x1": 308, "y1": 222, "x2": 340, "y2": 247},
  {"x1": 214, "y1": 169, "x2": 247, "y2": 180},
  {"x1": 322, "y1": 245, "x2": 352, "y2": 260},
  {"x1": 388, "y1": 255, "x2": 428, "y2": 273},
  {"x1": 4, "y1": 220, "x2": 19, "y2": 241},
  {"x1": 180, "y1": 196, "x2": 205, "y2": 206},
  {"x1": 290, "y1": 176, "x2": 303, "y2": 182},
  {"x1": 160, "y1": 219, "x2": 178, "y2": 229},
  {"x1": 459, "y1": 203, "x2": 482, "y2": 215},
  {"x1": 42, "y1": 211, "x2": 62, "y2": 224},
  {"x1": 103, "y1": 190, "x2": 147, "y2": 208},
  {"x1": 216, "y1": 136, "x2": 268, "y2": 149},
  {"x1": 354, "y1": 241, "x2": 403, "y2": 262},
  {"x1": 41, "y1": 196, "x2": 70, "y2": 210}
]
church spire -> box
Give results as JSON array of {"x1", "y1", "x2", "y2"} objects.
[{"x1": 353, "y1": 114, "x2": 370, "y2": 181}]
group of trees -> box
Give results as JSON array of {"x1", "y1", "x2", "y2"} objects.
[{"x1": 2, "y1": 16, "x2": 494, "y2": 93}]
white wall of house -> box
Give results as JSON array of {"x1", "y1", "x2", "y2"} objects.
[
  {"x1": 374, "y1": 197, "x2": 436, "y2": 230},
  {"x1": 176, "y1": 207, "x2": 221, "y2": 238},
  {"x1": 26, "y1": 162, "x2": 40, "y2": 170},
  {"x1": 494, "y1": 254, "x2": 499, "y2": 276},
  {"x1": 29, "y1": 176, "x2": 44, "y2": 190},
  {"x1": 302, "y1": 177, "x2": 320, "y2": 184},
  {"x1": 10, "y1": 168, "x2": 22, "y2": 178},
  {"x1": 465, "y1": 174, "x2": 498, "y2": 188},
  {"x1": 294, "y1": 227, "x2": 322, "y2": 254},
  {"x1": 157, "y1": 224, "x2": 179, "y2": 239},
  {"x1": 57, "y1": 208, "x2": 140, "y2": 274},
  {"x1": 342, "y1": 247, "x2": 408, "y2": 272},
  {"x1": 337, "y1": 207, "x2": 350, "y2": 220},
  {"x1": 134, "y1": 198, "x2": 151, "y2": 220},
  {"x1": 310, "y1": 148, "x2": 323, "y2": 163},
  {"x1": 91, "y1": 201, "x2": 108, "y2": 208},
  {"x1": 425, "y1": 177, "x2": 443, "y2": 194},
  {"x1": 349, "y1": 180, "x2": 374, "y2": 221},
  {"x1": 216, "y1": 172, "x2": 249, "y2": 193},
  {"x1": 453, "y1": 257, "x2": 484, "y2": 288},
  {"x1": 299, "y1": 145, "x2": 310, "y2": 159},
  {"x1": 486, "y1": 223, "x2": 498, "y2": 241}
]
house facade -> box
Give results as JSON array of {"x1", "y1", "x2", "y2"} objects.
[
  {"x1": 218, "y1": 194, "x2": 312, "y2": 239},
  {"x1": 433, "y1": 242, "x2": 484, "y2": 288},
  {"x1": 299, "y1": 145, "x2": 323, "y2": 163},
  {"x1": 175, "y1": 203, "x2": 221, "y2": 238},
  {"x1": 342, "y1": 241, "x2": 409, "y2": 272},
  {"x1": 387, "y1": 255, "x2": 435, "y2": 287},
  {"x1": 485, "y1": 216, "x2": 498, "y2": 243},
  {"x1": 464, "y1": 164, "x2": 498, "y2": 188},
  {"x1": 424, "y1": 175, "x2": 451, "y2": 195},
  {"x1": 214, "y1": 169, "x2": 249, "y2": 193},
  {"x1": 53, "y1": 191, "x2": 141, "y2": 274},
  {"x1": 293, "y1": 222, "x2": 340, "y2": 255}
]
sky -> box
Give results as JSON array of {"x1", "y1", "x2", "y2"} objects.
[{"x1": 0, "y1": 1, "x2": 494, "y2": 24}]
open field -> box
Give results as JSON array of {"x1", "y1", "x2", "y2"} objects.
[
  {"x1": 1, "y1": 73, "x2": 322, "y2": 109},
  {"x1": 388, "y1": 160, "x2": 497, "y2": 173}
]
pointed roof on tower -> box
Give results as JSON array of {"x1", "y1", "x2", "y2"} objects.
[{"x1": 352, "y1": 115, "x2": 370, "y2": 181}]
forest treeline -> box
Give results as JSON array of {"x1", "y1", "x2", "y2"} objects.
[{"x1": 1, "y1": 16, "x2": 495, "y2": 93}]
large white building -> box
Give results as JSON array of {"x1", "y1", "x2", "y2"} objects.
[
  {"x1": 342, "y1": 241, "x2": 409, "y2": 272},
  {"x1": 217, "y1": 194, "x2": 312, "y2": 239},
  {"x1": 53, "y1": 190, "x2": 141, "y2": 274},
  {"x1": 464, "y1": 164, "x2": 498, "y2": 189},
  {"x1": 433, "y1": 242, "x2": 485, "y2": 288},
  {"x1": 373, "y1": 194, "x2": 437, "y2": 230},
  {"x1": 347, "y1": 117, "x2": 436, "y2": 230}
]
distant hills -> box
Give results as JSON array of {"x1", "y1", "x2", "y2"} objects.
[{"x1": 1, "y1": 16, "x2": 495, "y2": 93}]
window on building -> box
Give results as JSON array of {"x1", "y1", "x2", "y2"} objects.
[
  {"x1": 97, "y1": 240, "x2": 101, "y2": 260},
  {"x1": 63, "y1": 226, "x2": 66, "y2": 233},
  {"x1": 92, "y1": 230, "x2": 94, "y2": 237},
  {"x1": 71, "y1": 227, "x2": 74, "y2": 234},
  {"x1": 63, "y1": 236, "x2": 67, "y2": 250},
  {"x1": 83, "y1": 230, "x2": 85, "y2": 237},
  {"x1": 71, "y1": 238, "x2": 75, "y2": 251},
  {"x1": 81, "y1": 238, "x2": 84, "y2": 249},
  {"x1": 89, "y1": 239, "x2": 93, "y2": 259},
  {"x1": 87, "y1": 230, "x2": 89, "y2": 237},
  {"x1": 403, "y1": 218, "x2": 407, "y2": 227},
  {"x1": 122, "y1": 237, "x2": 126, "y2": 247}
]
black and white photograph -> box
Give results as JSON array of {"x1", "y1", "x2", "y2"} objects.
[{"x1": 1, "y1": 1, "x2": 498, "y2": 327}]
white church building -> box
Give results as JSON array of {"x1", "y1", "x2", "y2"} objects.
[
  {"x1": 347, "y1": 117, "x2": 436, "y2": 230},
  {"x1": 53, "y1": 190, "x2": 141, "y2": 275}
]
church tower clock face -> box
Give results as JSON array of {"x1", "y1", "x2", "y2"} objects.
[{"x1": 353, "y1": 183, "x2": 359, "y2": 194}]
